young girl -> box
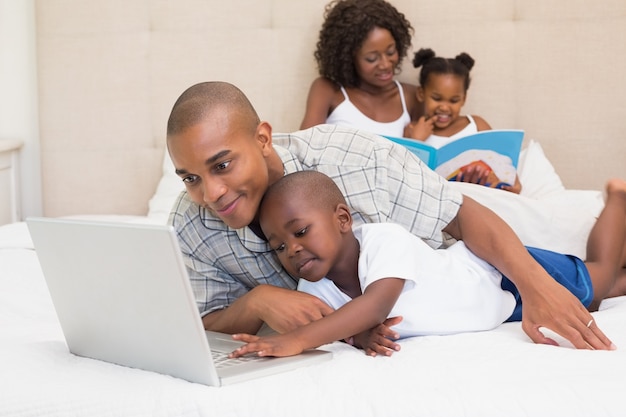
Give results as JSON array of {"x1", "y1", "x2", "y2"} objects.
[
  {"x1": 228, "y1": 171, "x2": 626, "y2": 358},
  {"x1": 300, "y1": 0, "x2": 422, "y2": 136},
  {"x1": 405, "y1": 48, "x2": 522, "y2": 193}
]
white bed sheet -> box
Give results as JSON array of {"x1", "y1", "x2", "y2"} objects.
[{"x1": 2, "y1": 219, "x2": 626, "y2": 417}]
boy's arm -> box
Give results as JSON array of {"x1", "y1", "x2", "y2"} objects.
[
  {"x1": 445, "y1": 195, "x2": 613, "y2": 350},
  {"x1": 229, "y1": 278, "x2": 405, "y2": 357}
]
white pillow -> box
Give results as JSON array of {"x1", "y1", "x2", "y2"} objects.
[
  {"x1": 451, "y1": 181, "x2": 602, "y2": 259},
  {"x1": 147, "y1": 150, "x2": 185, "y2": 224},
  {"x1": 517, "y1": 139, "x2": 565, "y2": 199}
]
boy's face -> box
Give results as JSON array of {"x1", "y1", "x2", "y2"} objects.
[
  {"x1": 260, "y1": 195, "x2": 346, "y2": 281},
  {"x1": 168, "y1": 115, "x2": 273, "y2": 229},
  {"x1": 418, "y1": 73, "x2": 467, "y2": 130}
]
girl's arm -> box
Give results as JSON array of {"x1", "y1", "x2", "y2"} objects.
[
  {"x1": 229, "y1": 278, "x2": 405, "y2": 357},
  {"x1": 300, "y1": 77, "x2": 337, "y2": 129},
  {"x1": 473, "y1": 114, "x2": 492, "y2": 131}
]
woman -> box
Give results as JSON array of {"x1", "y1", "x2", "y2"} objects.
[{"x1": 300, "y1": 0, "x2": 423, "y2": 137}]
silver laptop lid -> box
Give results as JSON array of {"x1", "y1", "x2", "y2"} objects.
[{"x1": 27, "y1": 217, "x2": 220, "y2": 385}]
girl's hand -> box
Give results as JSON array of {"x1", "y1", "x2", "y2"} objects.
[
  {"x1": 499, "y1": 176, "x2": 523, "y2": 194},
  {"x1": 457, "y1": 163, "x2": 492, "y2": 186},
  {"x1": 404, "y1": 115, "x2": 434, "y2": 141}
]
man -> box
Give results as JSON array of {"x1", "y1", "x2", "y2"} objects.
[{"x1": 166, "y1": 81, "x2": 613, "y2": 350}]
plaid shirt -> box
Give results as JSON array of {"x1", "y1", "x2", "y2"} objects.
[{"x1": 169, "y1": 124, "x2": 463, "y2": 316}]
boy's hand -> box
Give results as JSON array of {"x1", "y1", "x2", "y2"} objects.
[
  {"x1": 229, "y1": 333, "x2": 305, "y2": 358},
  {"x1": 353, "y1": 316, "x2": 403, "y2": 356}
]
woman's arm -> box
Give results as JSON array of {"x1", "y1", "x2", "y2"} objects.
[
  {"x1": 300, "y1": 77, "x2": 338, "y2": 129},
  {"x1": 401, "y1": 82, "x2": 423, "y2": 123},
  {"x1": 229, "y1": 278, "x2": 405, "y2": 357},
  {"x1": 444, "y1": 195, "x2": 614, "y2": 350}
]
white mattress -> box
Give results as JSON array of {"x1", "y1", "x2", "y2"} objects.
[{"x1": 2, "y1": 218, "x2": 626, "y2": 417}]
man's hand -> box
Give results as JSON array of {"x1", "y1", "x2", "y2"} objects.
[
  {"x1": 353, "y1": 316, "x2": 403, "y2": 356},
  {"x1": 253, "y1": 285, "x2": 335, "y2": 334},
  {"x1": 201, "y1": 284, "x2": 334, "y2": 335},
  {"x1": 520, "y1": 277, "x2": 616, "y2": 350}
]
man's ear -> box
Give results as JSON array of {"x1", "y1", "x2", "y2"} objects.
[
  {"x1": 256, "y1": 121, "x2": 274, "y2": 156},
  {"x1": 336, "y1": 203, "x2": 353, "y2": 232},
  {"x1": 416, "y1": 86, "x2": 425, "y2": 103}
]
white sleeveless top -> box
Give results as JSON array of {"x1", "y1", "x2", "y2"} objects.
[
  {"x1": 325, "y1": 80, "x2": 410, "y2": 137},
  {"x1": 424, "y1": 115, "x2": 478, "y2": 149}
]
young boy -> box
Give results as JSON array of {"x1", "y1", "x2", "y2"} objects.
[{"x1": 229, "y1": 171, "x2": 626, "y2": 357}]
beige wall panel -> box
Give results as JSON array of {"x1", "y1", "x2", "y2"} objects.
[
  {"x1": 515, "y1": 20, "x2": 626, "y2": 190},
  {"x1": 34, "y1": 0, "x2": 626, "y2": 215}
]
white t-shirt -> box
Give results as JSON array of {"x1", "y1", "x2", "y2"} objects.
[{"x1": 298, "y1": 223, "x2": 515, "y2": 338}]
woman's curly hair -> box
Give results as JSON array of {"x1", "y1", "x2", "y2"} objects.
[{"x1": 314, "y1": 0, "x2": 413, "y2": 88}]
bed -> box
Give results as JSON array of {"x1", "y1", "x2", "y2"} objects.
[{"x1": 2, "y1": 140, "x2": 625, "y2": 417}]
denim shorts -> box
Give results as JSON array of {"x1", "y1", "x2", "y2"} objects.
[{"x1": 501, "y1": 246, "x2": 593, "y2": 322}]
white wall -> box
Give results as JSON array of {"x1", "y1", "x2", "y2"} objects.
[{"x1": 0, "y1": 0, "x2": 42, "y2": 219}]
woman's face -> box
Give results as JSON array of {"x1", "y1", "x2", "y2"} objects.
[{"x1": 353, "y1": 27, "x2": 399, "y2": 88}]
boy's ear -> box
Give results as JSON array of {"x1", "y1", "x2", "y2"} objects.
[
  {"x1": 416, "y1": 86, "x2": 425, "y2": 102},
  {"x1": 336, "y1": 203, "x2": 353, "y2": 232}
]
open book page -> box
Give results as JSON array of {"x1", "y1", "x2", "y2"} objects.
[{"x1": 384, "y1": 130, "x2": 524, "y2": 188}]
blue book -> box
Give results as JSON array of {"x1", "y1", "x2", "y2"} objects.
[{"x1": 384, "y1": 129, "x2": 524, "y2": 188}]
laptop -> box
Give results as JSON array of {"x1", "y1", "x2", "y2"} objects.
[{"x1": 27, "y1": 217, "x2": 332, "y2": 386}]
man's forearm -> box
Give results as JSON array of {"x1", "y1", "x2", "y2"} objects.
[
  {"x1": 445, "y1": 195, "x2": 546, "y2": 293},
  {"x1": 201, "y1": 288, "x2": 265, "y2": 335}
]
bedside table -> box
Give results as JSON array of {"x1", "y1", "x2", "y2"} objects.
[{"x1": 0, "y1": 139, "x2": 23, "y2": 226}]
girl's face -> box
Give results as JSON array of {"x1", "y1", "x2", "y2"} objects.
[
  {"x1": 418, "y1": 73, "x2": 467, "y2": 129},
  {"x1": 354, "y1": 26, "x2": 399, "y2": 88}
]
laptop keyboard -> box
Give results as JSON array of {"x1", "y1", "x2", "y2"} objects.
[{"x1": 211, "y1": 351, "x2": 266, "y2": 369}]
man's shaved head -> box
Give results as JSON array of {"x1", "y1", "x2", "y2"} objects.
[{"x1": 167, "y1": 81, "x2": 260, "y2": 138}]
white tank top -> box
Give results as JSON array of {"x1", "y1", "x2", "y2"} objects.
[
  {"x1": 325, "y1": 80, "x2": 410, "y2": 137},
  {"x1": 424, "y1": 115, "x2": 478, "y2": 148}
]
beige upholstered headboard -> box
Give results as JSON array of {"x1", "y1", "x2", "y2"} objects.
[{"x1": 35, "y1": 0, "x2": 626, "y2": 216}]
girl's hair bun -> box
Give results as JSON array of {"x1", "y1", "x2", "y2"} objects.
[
  {"x1": 455, "y1": 52, "x2": 475, "y2": 71},
  {"x1": 412, "y1": 48, "x2": 436, "y2": 68}
]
